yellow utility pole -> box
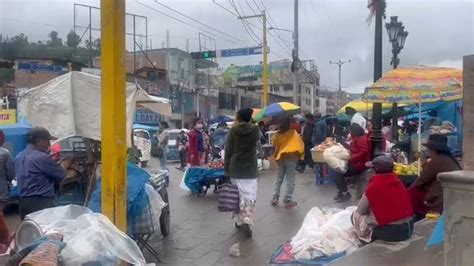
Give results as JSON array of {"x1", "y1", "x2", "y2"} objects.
[
  {"x1": 239, "y1": 12, "x2": 269, "y2": 106},
  {"x1": 100, "y1": 0, "x2": 127, "y2": 232}
]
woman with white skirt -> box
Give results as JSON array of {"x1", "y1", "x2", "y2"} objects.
[{"x1": 224, "y1": 108, "x2": 260, "y2": 238}]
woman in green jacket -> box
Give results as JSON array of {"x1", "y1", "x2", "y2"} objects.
[{"x1": 224, "y1": 108, "x2": 260, "y2": 238}]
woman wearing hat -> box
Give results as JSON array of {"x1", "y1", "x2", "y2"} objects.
[
  {"x1": 408, "y1": 134, "x2": 462, "y2": 217},
  {"x1": 352, "y1": 155, "x2": 414, "y2": 242}
]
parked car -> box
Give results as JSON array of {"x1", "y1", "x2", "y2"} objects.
[{"x1": 133, "y1": 129, "x2": 152, "y2": 167}]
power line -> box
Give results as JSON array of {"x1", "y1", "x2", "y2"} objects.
[
  {"x1": 231, "y1": 0, "x2": 261, "y2": 43},
  {"x1": 242, "y1": 0, "x2": 292, "y2": 56},
  {"x1": 253, "y1": 0, "x2": 293, "y2": 52},
  {"x1": 213, "y1": 0, "x2": 288, "y2": 59},
  {"x1": 136, "y1": 0, "x2": 252, "y2": 47},
  {"x1": 152, "y1": 0, "x2": 255, "y2": 47}
]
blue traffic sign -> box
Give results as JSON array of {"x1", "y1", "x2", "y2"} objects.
[{"x1": 220, "y1": 46, "x2": 263, "y2": 58}]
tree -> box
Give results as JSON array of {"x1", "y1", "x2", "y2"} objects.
[
  {"x1": 66, "y1": 30, "x2": 80, "y2": 48},
  {"x1": 48, "y1": 31, "x2": 63, "y2": 46}
]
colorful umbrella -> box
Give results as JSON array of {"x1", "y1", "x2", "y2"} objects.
[
  {"x1": 337, "y1": 99, "x2": 406, "y2": 114},
  {"x1": 252, "y1": 108, "x2": 261, "y2": 120},
  {"x1": 366, "y1": 66, "x2": 462, "y2": 104},
  {"x1": 366, "y1": 66, "x2": 463, "y2": 176},
  {"x1": 254, "y1": 102, "x2": 301, "y2": 122}
]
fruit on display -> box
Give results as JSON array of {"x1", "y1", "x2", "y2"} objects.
[
  {"x1": 208, "y1": 160, "x2": 224, "y2": 169},
  {"x1": 394, "y1": 161, "x2": 421, "y2": 176}
]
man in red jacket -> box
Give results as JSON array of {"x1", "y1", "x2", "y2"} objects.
[
  {"x1": 333, "y1": 123, "x2": 371, "y2": 202},
  {"x1": 352, "y1": 155, "x2": 414, "y2": 242}
]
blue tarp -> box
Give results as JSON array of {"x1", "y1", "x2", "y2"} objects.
[
  {"x1": 427, "y1": 215, "x2": 445, "y2": 247},
  {"x1": 184, "y1": 167, "x2": 226, "y2": 193},
  {"x1": 88, "y1": 162, "x2": 150, "y2": 227},
  {"x1": 0, "y1": 123, "x2": 32, "y2": 158}
]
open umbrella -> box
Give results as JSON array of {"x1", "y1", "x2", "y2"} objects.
[
  {"x1": 366, "y1": 66, "x2": 463, "y2": 175},
  {"x1": 254, "y1": 102, "x2": 301, "y2": 122}
]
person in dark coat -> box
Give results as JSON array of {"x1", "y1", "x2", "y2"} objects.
[
  {"x1": 224, "y1": 108, "x2": 260, "y2": 238},
  {"x1": 408, "y1": 134, "x2": 462, "y2": 217},
  {"x1": 296, "y1": 113, "x2": 315, "y2": 173}
]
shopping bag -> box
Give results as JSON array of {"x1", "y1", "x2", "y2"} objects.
[{"x1": 218, "y1": 183, "x2": 240, "y2": 212}]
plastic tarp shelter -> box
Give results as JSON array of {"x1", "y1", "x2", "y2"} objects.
[{"x1": 18, "y1": 71, "x2": 171, "y2": 146}]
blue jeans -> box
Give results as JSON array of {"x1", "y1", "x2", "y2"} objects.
[{"x1": 274, "y1": 157, "x2": 298, "y2": 201}]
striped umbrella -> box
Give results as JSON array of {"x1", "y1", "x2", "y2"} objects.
[{"x1": 254, "y1": 102, "x2": 301, "y2": 122}]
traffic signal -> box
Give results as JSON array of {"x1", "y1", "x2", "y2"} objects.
[{"x1": 190, "y1": 50, "x2": 216, "y2": 60}]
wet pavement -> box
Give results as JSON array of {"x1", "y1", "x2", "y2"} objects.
[
  {"x1": 3, "y1": 158, "x2": 355, "y2": 265},
  {"x1": 143, "y1": 158, "x2": 356, "y2": 265}
]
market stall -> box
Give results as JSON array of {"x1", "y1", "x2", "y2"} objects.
[
  {"x1": 10, "y1": 71, "x2": 173, "y2": 263},
  {"x1": 366, "y1": 66, "x2": 463, "y2": 175}
]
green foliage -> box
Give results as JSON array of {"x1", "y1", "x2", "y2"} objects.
[
  {"x1": 66, "y1": 30, "x2": 81, "y2": 48},
  {"x1": 0, "y1": 32, "x2": 100, "y2": 65}
]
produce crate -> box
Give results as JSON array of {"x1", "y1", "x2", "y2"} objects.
[{"x1": 311, "y1": 149, "x2": 325, "y2": 163}]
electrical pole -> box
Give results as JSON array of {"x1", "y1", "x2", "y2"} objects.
[
  {"x1": 89, "y1": 6, "x2": 92, "y2": 67},
  {"x1": 262, "y1": 10, "x2": 269, "y2": 106},
  {"x1": 133, "y1": 15, "x2": 137, "y2": 83},
  {"x1": 293, "y1": 0, "x2": 299, "y2": 105},
  {"x1": 239, "y1": 12, "x2": 269, "y2": 106},
  {"x1": 100, "y1": 0, "x2": 127, "y2": 231},
  {"x1": 329, "y1": 59, "x2": 351, "y2": 110}
]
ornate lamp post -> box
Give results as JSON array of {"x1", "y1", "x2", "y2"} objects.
[{"x1": 386, "y1": 16, "x2": 409, "y2": 141}]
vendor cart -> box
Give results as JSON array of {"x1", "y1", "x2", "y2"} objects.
[{"x1": 181, "y1": 166, "x2": 229, "y2": 196}]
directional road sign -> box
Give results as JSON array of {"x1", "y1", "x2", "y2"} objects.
[{"x1": 219, "y1": 46, "x2": 263, "y2": 58}]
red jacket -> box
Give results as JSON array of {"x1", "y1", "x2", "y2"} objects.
[
  {"x1": 366, "y1": 173, "x2": 414, "y2": 225},
  {"x1": 349, "y1": 134, "x2": 371, "y2": 171},
  {"x1": 187, "y1": 129, "x2": 207, "y2": 166}
]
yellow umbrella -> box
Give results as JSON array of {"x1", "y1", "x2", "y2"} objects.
[{"x1": 337, "y1": 100, "x2": 404, "y2": 114}]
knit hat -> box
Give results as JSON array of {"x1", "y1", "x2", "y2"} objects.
[{"x1": 366, "y1": 155, "x2": 394, "y2": 173}]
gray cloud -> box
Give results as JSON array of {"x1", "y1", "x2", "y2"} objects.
[{"x1": 1, "y1": 0, "x2": 472, "y2": 92}]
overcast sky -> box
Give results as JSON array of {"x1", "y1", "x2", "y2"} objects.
[{"x1": 1, "y1": 0, "x2": 473, "y2": 92}]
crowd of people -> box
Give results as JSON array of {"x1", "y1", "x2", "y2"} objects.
[{"x1": 0, "y1": 104, "x2": 462, "y2": 246}]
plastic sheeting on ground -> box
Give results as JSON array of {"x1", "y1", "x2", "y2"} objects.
[
  {"x1": 88, "y1": 162, "x2": 150, "y2": 229},
  {"x1": 290, "y1": 207, "x2": 360, "y2": 260},
  {"x1": 179, "y1": 167, "x2": 226, "y2": 193},
  {"x1": 26, "y1": 205, "x2": 146, "y2": 265}
]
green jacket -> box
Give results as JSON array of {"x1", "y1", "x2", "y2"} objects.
[{"x1": 224, "y1": 123, "x2": 260, "y2": 179}]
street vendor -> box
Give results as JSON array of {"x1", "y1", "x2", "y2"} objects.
[
  {"x1": 352, "y1": 155, "x2": 414, "y2": 242},
  {"x1": 188, "y1": 118, "x2": 208, "y2": 167},
  {"x1": 14, "y1": 127, "x2": 70, "y2": 220},
  {"x1": 408, "y1": 134, "x2": 462, "y2": 217},
  {"x1": 333, "y1": 123, "x2": 371, "y2": 202}
]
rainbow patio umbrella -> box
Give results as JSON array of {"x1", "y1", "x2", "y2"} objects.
[
  {"x1": 366, "y1": 66, "x2": 463, "y2": 176},
  {"x1": 254, "y1": 102, "x2": 301, "y2": 122}
]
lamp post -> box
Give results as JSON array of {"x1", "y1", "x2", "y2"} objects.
[
  {"x1": 329, "y1": 59, "x2": 351, "y2": 111},
  {"x1": 385, "y1": 16, "x2": 409, "y2": 142}
]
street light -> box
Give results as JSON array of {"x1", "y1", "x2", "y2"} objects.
[
  {"x1": 385, "y1": 16, "x2": 409, "y2": 69},
  {"x1": 385, "y1": 16, "x2": 409, "y2": 142}
]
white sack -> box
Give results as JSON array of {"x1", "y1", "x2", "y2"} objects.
[
  {"x1": 290, "y1": 206, "x2": 359, "y2": 260},
  {"x1": 144, "y1": 183, "x2": 167, "y2": 230},
  {"x1": 323, "y1": 144, "x2": 349, "y2": 174}
]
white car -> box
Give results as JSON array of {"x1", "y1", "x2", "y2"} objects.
[{"x1": 133, "y1": 129, "x2": 152, "y2": 167}]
